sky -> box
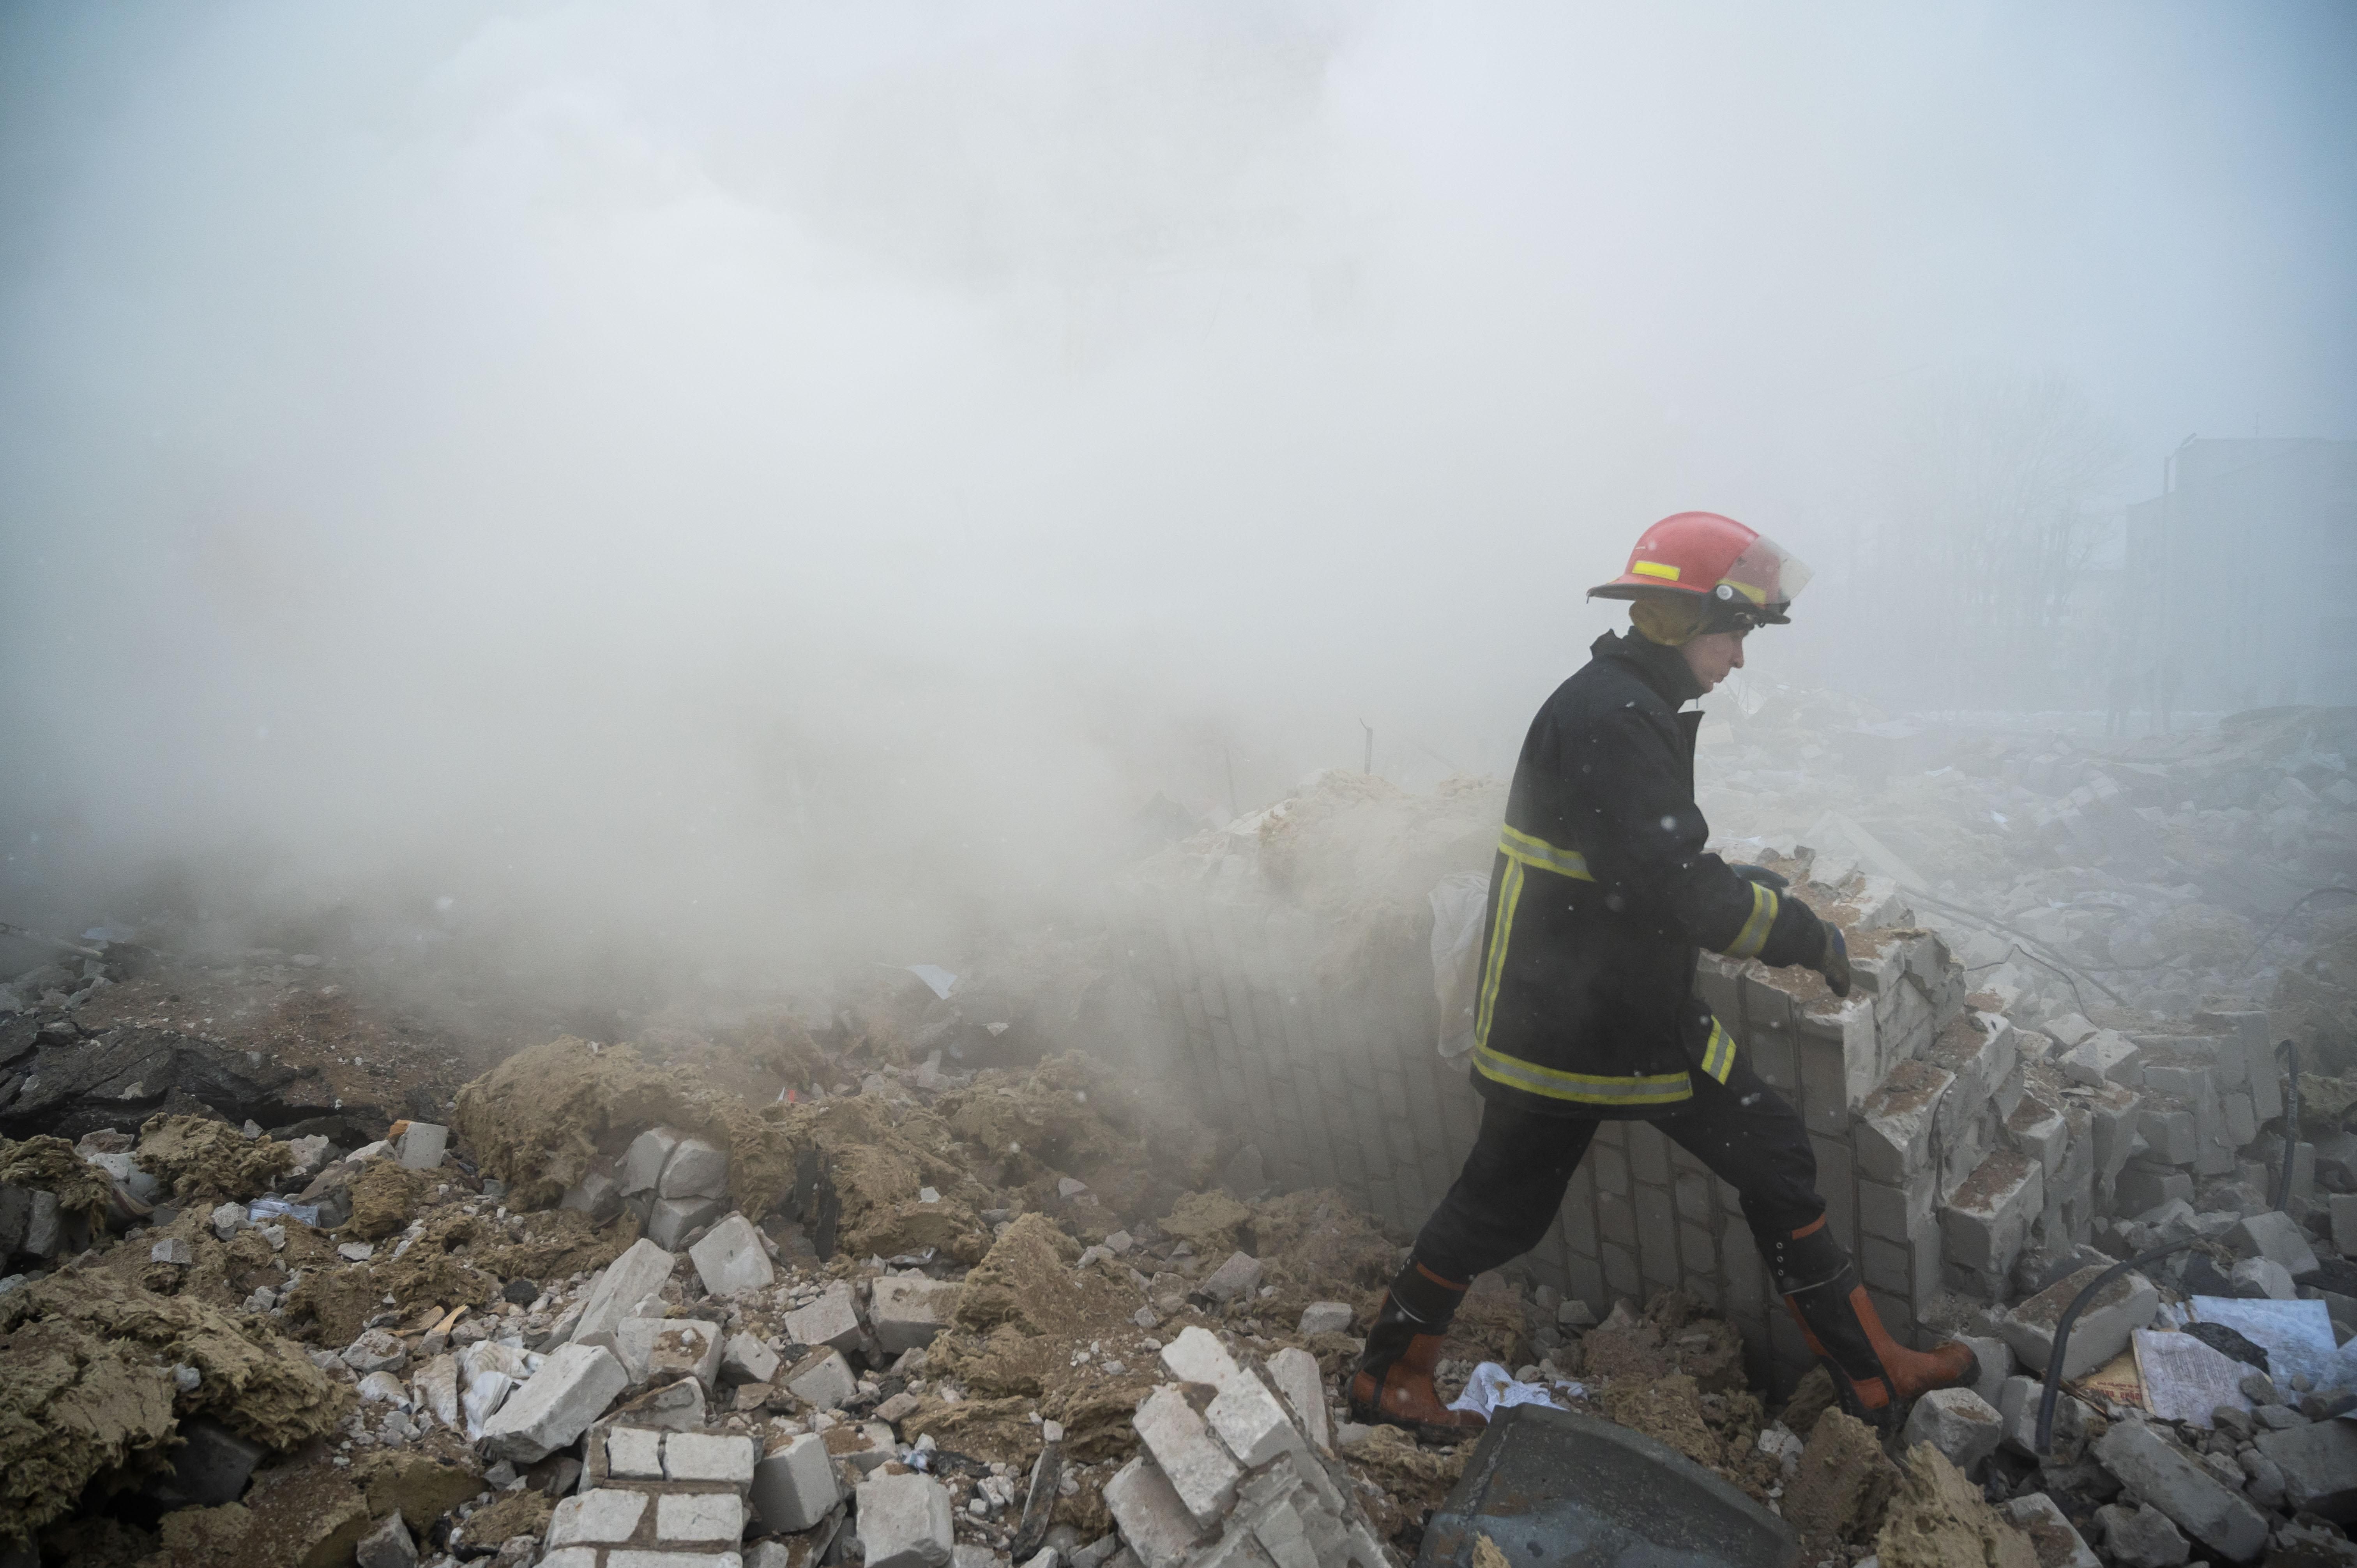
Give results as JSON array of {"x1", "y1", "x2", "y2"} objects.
[{"x1": 1, "y1": 1, "x2": 2351, "y2": 977}]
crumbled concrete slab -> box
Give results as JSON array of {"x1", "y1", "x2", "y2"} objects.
[
  {"x1": 479, "y1": 1343, "x2": 629, "y2": 1464},
  {"x1": 1198, "y1": 1251, "x2": 1263, "y2": 1304},
  {"x1": 2253, "y1": 1418, "x2": 2357, "y2": 1522},
  {"x1": 2225, "y1": 1210, "x2": 2320, "y2": 1277},
  {"x1": 570, "y1": 1238, "x2": 676, "y2": 1349},
  {"x1": 2093, "y1": 1501, "x2": 2189, "y2": 1568},
  {"x1": 613, "y1": 1316, "x2": 723, "y2": 1389},
  {"x1": 784, "y1": 1348, "x2": 857, "y2": 1411},
  {"x1": 724, "y1": 1330, "x2": 780, "y2": 1385},
  {"x1": 2091, "y1": 1420, "x2": 2268, "y2": 1562},
  {"x1": 783, "y1": 1282, "x2": 863, "y2": 1350},
  {"x1": 870, "y1": 1275, "x2": 961, "y2": 1352}
]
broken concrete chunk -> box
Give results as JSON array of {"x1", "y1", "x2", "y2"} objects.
[
  {"x1": 560, "y1": 1169, "x2": 622, "y2": 1224},
  {"x1": 784, "y1": 1347, "x2": 857, "y2": 1411},
  {"x1": 151, "y1": 1417, "x2": 265, "y2": 1508},
  {"x1": 2230, "y1": 1257, "x2": 2296, "y2": 1300},
  {"x1": 1998, "y1": 1492, "x2": 2099, "y2": 1568},
  {"x1": 1206, "y1": 1370, "x2": 1304, "y2": 1470},
  {"x1": 1266, "y1": 1347, "x2": 1332, "y2": 1454},
  {"x1": 2043, "y1": 1013, "x2": 2100, "y2": 1050},
  {"x1": 690, "y1": 1212, "x2": 776, "y2": 1297},
  {"x1": 724, "y1": 1330, "x2": 781, "y2": 1385},
  {"x1": 479, "y1": 1342, "x2": 630, "y2": 1464},
  {"x1": 1104, "y1": 1456, "x2": 1208, "y2": 1568},
  {"x1": 619, "y1": 1127, "x2": 683, "y2": 1197},
  {"x1": 751, "y1": 1432, "x2": 841, "y2": 1533},
  {"x1": 870, "y1": 1275, "x2": 962, "y2": 1353},
  {"x1": 645, "y1": 1194, "x2": 725, "y2": 1250},
  {"x1": 396, "y1": 1121, "x2": 447, "y2": 1172},
  {"x1": 613, "y1": 1315, "x2": 724, "y2": 1389},
  {"x1": 208, "y1": 1200, "x2": 245, "y2": 1241},
  {"x1": 1134, "y1": 1384, "x2": 1242, "y2": 1530},
  {"x1": 783, "y1": 1282, "x2": 864, "y2": 1351},
  {"x1": 1899, "y1": 1388, "x2": 2002, "y2": 1476},
  {"x1": 611, "y1": 1376, "x2": 707, "y2": 1430},
  {"x1": 2059, "y1": 1030, "x2": 2141, "y2": 1088},
  {"x1": 658, "y1": 1135, "x2": 730, "y2": 1200},
  {"x1": 355, "y1": 1508, "x2": 418, "y2": 1568},
  {"x1": 568, "y1": 1238, "x2": 675, "y2": 1348},
  {"x1": 1158, "y1": 1326, "x2": 1242, "y2": 1391},
  {"x1": 150, "y1": 1236, "x2": 192, "y2": 1265},
  {"x1": 2252, "y1": 1418, "x2": 2357, "y2": 1522},
  {"x1": 1198, "y1": 1251, "x2": 1263, "y2": 1304},
  {"x1": 2000, "y1": 1266, "x2": 2157, "y2": 1381},
  {"x1": 857, "y1": 1471, "x2": 956, "y2": 1568},
  {"x1": 1294, "y1": 1302, "x2": 1353, "y2": 1337},
  {"x1": 2092, "y1": 1501, "x2": 2189, "y2": 1568},
  {"x1": 2224, "y1": 1210, "x2": 2320, "y2": 1278},
  {"x1": 345, "y1": 1328, "x2": 409, "y2": 1375},
  {"x1": 2090, "y1": 1420, "x2": 2267, "y2": 1563}
]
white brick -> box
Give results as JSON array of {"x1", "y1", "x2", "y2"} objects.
[
  {"x1": 1157, "y1": 1326, "x2": 1242, "y2": 1391},
  {"x1": 724, "y1": 1331, "x2": 780, "y2": 1385},
  {"x1": 571, "y1": 1239, "x2": 678, "y2": 1348},
  {"x1": 1265, "y1": 1347, "x2": 1331, "y2": 1454},
  {"x1": 548, "y1": 1489, "x2": 650, "y2": 1546},
  {"x1": 1899, "y1": 1388, "x2": 2002, "y2": 1476},
  {"x1": 1134, "y1": 1385, "x2": 1242, "y2": 1530},
  {"x1": 481, "y1": 1344, "x2": 630, "y2": 1463},
  {"x1": 2226, "y1": 1211, "x2": 2320, "y2": 1278},
  {"x1": 657, "y1": 1491, "x2": 746, "y2": 1543},
  {"x1": 1199, "y1": 1252, "x2": 1263, "y2": 1304},
  {"x1": 856, "y1": 1472, "x2": 955, "y2": 1568},
  {"x1": 2000, "y1": 1268, "x2": 2158, "y2": 1382},
  {"x1": 397, "y1": 1121, "x2": 447, "y2": 1171},
  {"x1": 647, "y1": 1196, "x2": 726, "y2": 1251},
  {"x1": 783, "y1": 1284, "x2": 863, "y2": 1351},
  {"x1": 869, "y1": 1277, "x2": 962, "y2": 1353},
  {"x1": 1940, "y1": 1150, "x2": 2043, "y2": 1275},
  {"x1": 621, "y1": 1127, "x2": 684, "y2": 1195},
  {"x1": 1103, "y1": 1457, "x2": 1205, "y2": 1568},
  {"x1": 608, "y1": 1426, "x2": 666, "y2": 1479},
  {"x1": 610, "y1": 1553, "x2": 745, "y2": 1568},
  {"x1": 749, "y1": 1432, "x2": 839, "y2": 1533},
  {"x1": 660, "y1": 1137, "x2": 731, "y2": 1200},
  {"x1": 666, "y1": 1431, "x2": 757, "y2": 1486},
  {"x1": 539, "y1": 1551, "x2": 601, "y2": 1568},
  {"x1": 784, "y1": 1348, "x2": 857, "y2": 1410},
  {"x1": 691, "y1": 1214, "x2": 776, "y2": 1298},
  {"x1": 1207, "y1": 1373, "x2": 1303, "y2": 1469}
]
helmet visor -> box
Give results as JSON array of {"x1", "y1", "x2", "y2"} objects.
[{"x1": 1718, "y1": 532, "x2": 1811, "y2": 614}]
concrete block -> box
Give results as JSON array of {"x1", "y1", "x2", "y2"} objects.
[
  {"x1": 2059, "y1": 1030, "x2": 2141, "y2": 1089},
  {"x1": 356, "y1": 1509, "x2": 417, "y2": 1568},
  {"x1": 2253, "y1": 1418, "x2": 2357, "y2": 1522},
  {"x1": 1899, "y1": 1388, "x2": 2002, "y2": 1476},
  {"x1": 2221, "y1": 1092, "x2": 2257, "y2": 1148},
  {"x1": 2225, "y1": 1211, "x2": 2320, "y2": 1277},
  {"x1": 783, "y1": 1348, "x2": 857, "y2": 1411},
  {"x1": 723, "y1": 1331, "x2": 779, "y2": 1385},
  {"x1": 1998, "y1": 1492, "x2": 2098, "y2": 1568},
  {"x1": 2043, "y1": 1013, "x2": 2098, "y2": 1050},
  {"x1": 1996, "y1": 1375, "x2": 2088, "y2": 1460},
  {"x1": 2115, "y1": 1162, "x2": 2193, "y2": 1216},
  {"x1": 2230, "y1": 1256, "x2": 2296, "y2": 1300},
  {"x1": 667, "y1": 1430, "x2": 757, "y2": 1485},
  {"x1": 608, "y1": 1426, "x2": 665, "y2": 1479},
  {"x1": 1103, "y1": 1457, "x2": 1206, "y2": 1568},
  {"x1": 690, "y1": 1214, "x2": 776, "y2": 1298},
  {"x1": 856, "y1": 1471, "x2": 956, "y2": 1568},
  {"x1": 2091, "y1": 1421, "x2": 2268, "y2": 1562},
  {"x1": 1927, "y1": 1016, "x2": 2015, "y2": 1144},
  {"x1": 657, "y1": 1490, "x2": 746, "y2": 1542},
  {"x1": 751, "y1": 1432, "x2": 841, "y2": 1533},
  {"x1": 1134, "y1": 1384, "x2": 1242, "y2": 1529},
  {"x1": 1855, "y1": 1061, "x2": 1951, "y2": 1185},
  {"x1": 2000, "y1": 1266, "x2": 2157, "y2": 1382},
  {"x1": 783, "y1": 1284, "x2": 863, "y2": 1351},
  {"x1": 561, "y1": 1169, "x2": 622, "y2": 1224},
  {"x1": 1207, "y1": 1371, "x2": 1303, "y2": 1469},
  {"x1": 1940, "y1": 1150, "x2": 2043, "y2": 1275},
  {"x1": 646, "y1": 1195, "x2": 726, "y2": 1250},
  {"x1": 1200, "y1": 1251, "x2": 1263, "y2": 1303},
  {"x1": 1265, "y1": 1347, "x2": 1330, "y2": 1453},
  {"x1": 620, "y1": 1127, "x2": 684, "y2": 1195},
  {"x1": 615, "y1": 1316, "x2": 724, "y2": 1389},
  {"x1": 660, "y1": 1136, "x2": 730, "y2": 1200},
  {"x1": 1295, "y1": 1302, "x2": 1352, "y2": 1337},
  {"x1": 571, "y1": 1239, "x2": 678, "y2": 1348},
  {"x1": 1858, "y1": 1171, "x2": 1935, "y2": 1243},
  {"x1": 2140, "y1": 1104, "x2": 2198, "y2": 1165},
  {"x1": 397, "y1": 1121, "x2": 448, "y2": 1171},
  {"x1": 1159, "y1": 1326, "x2": 1242, "y2": 1390},
  {"x1": 608, "y1": 1553, "x2": 746, "y2": 1568},
  {"x1": 481, "y1": 1343, "x2": 631, "y2": 1463},
  {"x1": 870, "y1": 1276, "x2": 961, "y2": 1353},
  {"x1": 2092, "y1": 1502, "x2": 2189, "y2": 1568},
  {"x1": 151, "y1": 1417, "x2": 263, "y2": 1506},
  {"x1": 611, "y1": 1377, "x2": 706, "y2": 1430},
  {"x1": 548, "y1": 1489, "x2": 651, "y2": 1547},
  {"x1": 2005, "y1": 1093, "x2": 2069, "y2": 1176}
]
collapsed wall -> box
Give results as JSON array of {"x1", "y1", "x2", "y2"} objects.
[{"x1": 1120, "y1": 772, "x2": 2323, "y2": 1391}]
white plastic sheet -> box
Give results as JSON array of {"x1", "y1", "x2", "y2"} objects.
[
  {"x1": 2190, "y1": 1296, "x2": 2357, "y2": 1400},
  {"x1": 1445, "y1": 1360, "x2": 1586, "y2": 1417},
  {"x1": 1429, "y1": 871, "x2": 1491, "y2": 1061}
]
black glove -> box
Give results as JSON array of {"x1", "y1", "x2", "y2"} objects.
[
  {"x1": 1818, "y1": 920, "x2": 1852, "y2": 998},
  {"x1": 1733, "y1": 864, "x2": 1789, "y2": 892}
]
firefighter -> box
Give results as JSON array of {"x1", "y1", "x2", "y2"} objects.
[{"x1": 1348, "y1": 511, "x2": 1978, "y2": 1437}]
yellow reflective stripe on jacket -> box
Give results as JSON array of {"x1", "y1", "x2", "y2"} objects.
[
  {"x1": 1472, "y1": 856, "x2": 1526, "y2": 1049},
  {"x1": 1497, "y1": 825, "x2": 1594, "y2": 881},
  {"x1": 1700, "y1": 1017, "x2": 1737, "y2": 1083},
  {"x1": 1723, "y1": 882, "x2": 1779, "y2": 959},
  {"x1": 1470, "y1": 1040, "x2": 1696, "y2": 1105}
]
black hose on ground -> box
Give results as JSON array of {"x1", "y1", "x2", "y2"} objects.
[
  {"x1": 2035, "y1": 1241, "x2": 2195, "y2": 1455},
  {"x1": 2273, "y1": 1038, "x2": 2302, "y2": 1214}
]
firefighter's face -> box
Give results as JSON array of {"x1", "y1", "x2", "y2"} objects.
[{"x1": 1681, "y1": 628, "x2": 1747, "y2": 692}]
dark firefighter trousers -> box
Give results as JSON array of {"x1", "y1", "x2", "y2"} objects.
[{"x1": 1412, "y1": 1056, "x2": 1823, "y2": 1285}]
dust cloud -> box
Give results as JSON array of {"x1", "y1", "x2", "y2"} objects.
[{"x1": 2, "y1": 2, "x2": 2350, "y2": 984}]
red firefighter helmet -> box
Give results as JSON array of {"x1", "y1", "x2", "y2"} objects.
[{"x1": 1587, "y1": 511, "x2": 1811, "y2": 627}]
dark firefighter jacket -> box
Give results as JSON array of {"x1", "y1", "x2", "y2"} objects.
[{"x1": 1470, "y1": 629, "x2": 1826, "y2": 1116}]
